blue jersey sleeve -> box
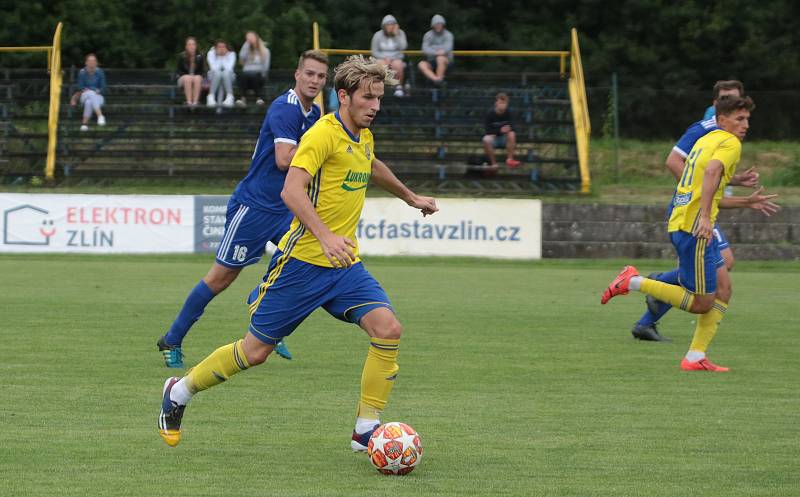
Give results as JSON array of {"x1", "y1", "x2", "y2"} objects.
[
  {"x1": 269, "y1": 103, "x2": 303, "y2": 145},
  {"x1": 673, "y1": 122, "x2": 707, "y2": 158},
  {"x1": 703, "y1": 105, "x2": 715, "y2": 120}
]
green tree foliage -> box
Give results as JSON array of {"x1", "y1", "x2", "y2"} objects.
[
  {"x1": 2, "y1": 1, "x2": 798, "y2": 137},
  {"x1": 2, "y1": 0, "x2": 797, "y2": 89}
]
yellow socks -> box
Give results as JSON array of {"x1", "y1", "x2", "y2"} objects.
[
  {"x1": 185, "y1": 339, "x2": 250, "y2": 393},
  {"x1": 640, "y1": 278, "x2": 695, "y2": 311},
  {"x1": 689, "y1": 299, "x2": 728, "y2": 354},
  {"x1": 358, "y1": 337, "x2": 400, "y2": 420}
]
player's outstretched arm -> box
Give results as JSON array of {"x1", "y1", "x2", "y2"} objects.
[
  {"x1": 281, "y1": 167, "x2": 357, "y2": 268},
  {"x1": 719, "y1": 186, "x2": 780, "y2": 216},
  {"x1": 729, "y1": 166, "x2": 759, "y2": 187},
  {"x1": 371, "y1": 158, "x2": 439, "y2": 217}
]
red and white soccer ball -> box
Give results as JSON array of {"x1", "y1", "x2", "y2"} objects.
[{"x1": 367, "y1": 422, "x2": 423, "y2": 475}]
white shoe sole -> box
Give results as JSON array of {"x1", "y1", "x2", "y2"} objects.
[{"x1": 351, "y1": 440, "x2": 368, "y2": 452}]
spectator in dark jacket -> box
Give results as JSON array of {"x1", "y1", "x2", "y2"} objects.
[
  {"x1": 176, "y1": 37, "x2": 205, "y2": 106},
  {"x1": 70, "y1": 53, "x2": 107, "y2": 131},
  {"x1": 482, "y1": 92, "x2": 521, "y2": 170}
]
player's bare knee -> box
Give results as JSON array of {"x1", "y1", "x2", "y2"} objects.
[
  {"x1": 368, "y1": 317, "x2": 402, "y2": 340},
  {"x1": 690, "y1": 297, "x2": 714, "y2": 314},
  {"x1": 716, "y1": 282, "x2": 732, "y2": 303},
  {"x1": 242, "y1": 333, "x2": 273, "y2": 366},
  {"x1": 482, "y1": 135, "x2": 493, "y2": 145},
  {"x1": 204, "y1": 265, "x2": 240, "y2": 293},
  {"x1": 244, "y1": 344, "x2": 272, "y2": 366},
  {"x1": 376, "y1": 319, "x2": 403, "y2": 340}
]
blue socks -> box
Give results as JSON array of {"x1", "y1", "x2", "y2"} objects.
[
  {"x1": 164, "y1": 280, "x2": 216, "y2": 346},
  {"x1": 636, "y1": 269, "x2": 680, "y2": 326}
]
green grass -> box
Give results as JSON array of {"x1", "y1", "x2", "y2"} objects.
[{"x1": 1, "y1": 255, "x2": 798, "y2": 497}]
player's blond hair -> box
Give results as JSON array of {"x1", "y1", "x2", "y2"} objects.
[
  {"x1": 297, "y1": 49, "x2": 329, "y2": 69},
  {"x1": 334, "y1": 55, "x2": 398, "y2": 95}
]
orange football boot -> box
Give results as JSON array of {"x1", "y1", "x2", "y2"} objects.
[{"x1": 601, "y1": 265, "x2": 639, "y2": 304}]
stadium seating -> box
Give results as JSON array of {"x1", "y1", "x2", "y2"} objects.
[{"x1": 0, "y1": 67, "x2": 580, "y2": 192}]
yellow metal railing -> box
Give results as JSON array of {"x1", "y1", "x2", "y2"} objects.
[
  {"x1": 0, "y1": 22, "x2": 63, "y2": 182},
  {"x1": 567, "y1": 28, "x2": 591, "y2": 193},
  {"x1": 312, "y1": 22, "x2": 591, "y2": 192}
]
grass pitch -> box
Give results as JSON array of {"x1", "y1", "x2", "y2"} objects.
[{"x1": 0, "y1": 254, "x2": 797, "y2": 497}]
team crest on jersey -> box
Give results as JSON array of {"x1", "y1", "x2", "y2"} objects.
[
  {"x1": 346, "y1": 145, "x2": 353, "y2": 154},
  {"x1": 365, "y1": 144, "x2": 371, "y2": 160}
]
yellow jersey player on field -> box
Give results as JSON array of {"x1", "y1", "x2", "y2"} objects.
[
  {"x1": 157, "y1": 55, "x2": 438, "y2": 448},
  {"x1": 600, "y1": 95, "x2": 756, "y2": 372}
]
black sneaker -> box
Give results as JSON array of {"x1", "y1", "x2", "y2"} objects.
[
  {"x1": 158, "y1": 377, "x2": 186, "y2": 447},
  {"x1": 631, "y1": 322, "x2": 671, "y2": 342}
]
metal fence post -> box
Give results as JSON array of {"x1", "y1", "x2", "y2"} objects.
[{"x1": 612, "y1": 72, "x2": 620, "y2": 183}]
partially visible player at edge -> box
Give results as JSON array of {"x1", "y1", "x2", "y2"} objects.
[
  {"x1": 157, "y1": 55, "x2": 438, "y2": 447},
  {"x1": 156, "y1": 50, "x2": 330, "y2": 367},
  {"x1": 602, "y1": 96, "x2": 757, "y2": 372},
  {"x1": 630, "y1": 81, "x2": 779, "y2": 342}
]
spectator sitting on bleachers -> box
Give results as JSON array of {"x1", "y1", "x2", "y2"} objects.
[
  {"x1": 482, "y1": 92, "x2": 521, "y2": 171},
  {"x1": 236, "y1": 31, "x2": 271, "y2": 107},
  {"x1": 418, "y1": 14, "x2": 453, "y2": 86},
  {"x1": 371, "y1": 15, "x2": 407, "y2": 97},
  {"x1": 70, "y1": 53, "x2": 107, "y2": 132},
  {"x1": 206, "y1": 40, "x2": 236, "y2": 108},
  {"x1": 176, "y1": 37, "x2": 206, "y2": 107}
]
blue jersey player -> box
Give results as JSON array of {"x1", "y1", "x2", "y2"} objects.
[
  {"x1": 157, "y1": 50, "x2": 330, "y2": 367},
  {"x1": 631, "y1": 82, "x2": 779, "y2": 342},
  {"x1": 703, "y1": 80, "x2": 745, "y2": 121}
]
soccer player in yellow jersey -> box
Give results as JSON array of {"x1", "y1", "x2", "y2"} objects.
[
  {"x1": 157, "y1": 55, "x2": 438, "y2": 448},
  {"x1": 601, "y1": 95, "x2": 756, "y2": 372}
]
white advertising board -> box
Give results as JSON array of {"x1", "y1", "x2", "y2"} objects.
[
  {"x1": 357, "y1": 198, "x2": 541, "y2": 259},
  {"x1": 0, "y1": 194, "x2": 195, "y2": 253},
  {"x1": 0, "y1": 194, "x2": 541, "y2": 259}
]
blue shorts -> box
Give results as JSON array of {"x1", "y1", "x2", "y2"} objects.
[
  {"x1": 246, "y1": 250, "x2": 393, "y2": 345},
  {"x1": 713, "y1": 226, "x2": 730, "y2": 250},
  {"x1": 665, "y1": 198, "x2": 728, "y2": 267},
  {"x1": 670, "y1": 230, "x2": 721, "y2": 295},
  {"x1": 215, "y1": 199, "x2": 292, "y2": 268},
  {"x1": 491, "y1": 135, "x2": 507, "y2": 149},
  {"x1": 426, "y1": 56, "x2": 452, "y2": 73}
]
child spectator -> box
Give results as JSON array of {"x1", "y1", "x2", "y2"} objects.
[
  {"x1": 236, "y1": 31, "x2": 271, "y2": 107},
  {"x1": 482, "y1": 92, "x2": 521, "y2": 171},
  {"x1": 176, "y1": 37, "x2": 205, "y2": 107},
  {"x1": 371, "y1": 15, "x2": 407, "y2": 97},
  {"x1": 70, "y1": 53, "x2": 107, "y2": 131},
  {"x1": 207, "y1": 40, "x2": 236, "y2": 107},
  {"x1": 418, "y1": 14, "x2": 454, "y2": 86}
]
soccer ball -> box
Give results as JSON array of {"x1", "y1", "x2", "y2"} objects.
[{"x1": 367, "y1": 422, "x2": 423, "y2": 475}]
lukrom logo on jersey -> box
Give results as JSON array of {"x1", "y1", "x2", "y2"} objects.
[{"x1": 341, "y1": 169, "x2": 371, "y2": 191}]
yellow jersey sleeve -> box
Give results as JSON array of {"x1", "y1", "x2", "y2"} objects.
[
  {"x1": 290, "y1": 121, "x2": 334, "y2": 178},
  {"x1": 711, "y1": 136, "x2": 741, "y2": 184}
]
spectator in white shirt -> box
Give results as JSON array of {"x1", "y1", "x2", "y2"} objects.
[{"x1": 207, "y1": 40, "x2": 236, "y2": 107}]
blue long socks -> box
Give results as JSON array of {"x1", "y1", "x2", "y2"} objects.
[
  {"x1": 636, "y1": 269, "x2": 679, "y2": 326},
  {"x1": 164, "y1": 280, "x2": 216, "y2": 346}
]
